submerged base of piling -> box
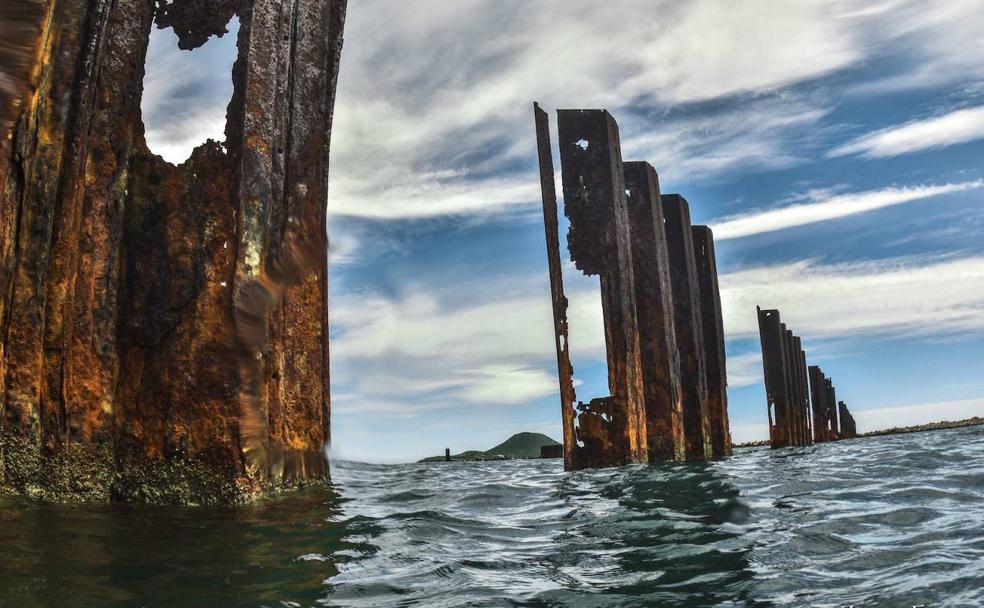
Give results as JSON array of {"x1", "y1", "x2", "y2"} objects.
[{"x1": 0, "y1": 436, "x2": 328, "y2": 505}]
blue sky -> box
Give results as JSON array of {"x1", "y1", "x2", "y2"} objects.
[{"x1": 142, "y1": 0, "x2": 984, "y2": 463}]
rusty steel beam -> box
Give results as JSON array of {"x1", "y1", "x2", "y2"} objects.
[
  {"x1": 782, "y1": 325, "x2": 803, "y2": 446},
  {"x1": 536, "y1": 107, "x2": 730, "y2": 468},
  {"x1": 758, "y1": 308, "x2": 792, "y2": 448},
  {"x1": 557, "y1": 109, "x2": 648, "y2": 468},
  {"x1": 1, "y1": 0, "x2": 347, "y2": 503},
  {"x1": 758, "y1": 310, "x2": 823, "y2": 447},
  {"x1": 825, "y1": 378, "x2": 840, "y2": 440},
  {"x1": 823, "y1": 372, "x2": 835, "y2": 441},
  {"x1": 783, "y1": 328, "x2": 799, "y2": 445},
  {"x1": 792, "y1": 335, "x2": 808, "y2": 445},
  {"x1": 662, "y1": 194, "x2": 712, "y2": 460},
  {"x1": 692, "y1": 225, "x2": 731, "y2": 458},
  {"x1": 534, "y1": 104, "x2": 578, "y2": 471},
  {"x1": 624, "y1": 162, "x2": 685, "y2": 462},
  {"x1": 0, "y1": 0, "x2": 47, "y2": 134},
  {"x1": 797, "y1": 344, "x2": 812, "y2": 445},
  {"x1": 809, "y1": 366, "x2": 828, "y2": 442},
  {"x1": 791, "y1": 335, "x2": 809, "y2": 445},
  {"x1": 839, "y1": 401, "x2": 857, "y2": 438}
]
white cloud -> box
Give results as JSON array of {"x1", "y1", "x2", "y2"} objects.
[
  {"x1": 730, "y1": 421, "x2": 770, "y2": 444},
  {"x1": 829, "y1": 106, "x2": 984, "y2": 159},
  {"x1": 842, "y1": 0, "x2": 984, "y2": 93},
  {"x1": 459, "y1": 365, "x2": 559, "y2": 405},
  {"x1": 331, "y1": 252, "x2": 984, "y2": 421},
  {"x1": 331, "y1": 287, "x2": 556, "y2": 364},
  {"x1": 709, "y1": 180, "x2": 984, "y2": 240},
  {"x1": 720, "y1": 254, "x2": 984, "y2": 339},
  {"x1": 328, "y1": 0, "x2": 861, "y2": 219},
  {"x1": 328, "y1": 252, "x2": 984, "y2": 457},
  {"x1": 727, "y1": 351, "x2": 764, "y2": 389},
  {"x1": 325, "y1": 0, "x2": 984, "y2": 220}
]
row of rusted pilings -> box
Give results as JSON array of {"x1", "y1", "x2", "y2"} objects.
[
  {"x1": 758, "y1": 308, "x2": 858, "y2": 447},
  {"x1": 534, "y1": 104, "x2": 731, "y2": 470}
]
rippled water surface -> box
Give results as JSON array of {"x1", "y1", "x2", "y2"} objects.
[{"x1": 2, "y1": 426, "x2": 983, "y2": 607}]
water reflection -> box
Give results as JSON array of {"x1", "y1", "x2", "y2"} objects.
[{"x1": 0, "y1": 488, "x2": 358, "y2": 607}]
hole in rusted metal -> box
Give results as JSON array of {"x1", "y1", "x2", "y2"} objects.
[{"x1": 140, "y1": 13, "x2": 238, "y2": 164}]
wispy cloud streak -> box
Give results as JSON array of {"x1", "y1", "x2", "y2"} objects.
[
  {"x1": 710, "y1": 181, "x2": 983, "y2": 240},
  {"x1": 830, "y1": 105, "x2": 984, "y2": 158},
  {"x1": 720, "y1": 254, "x2": 984, "y2": 339}
]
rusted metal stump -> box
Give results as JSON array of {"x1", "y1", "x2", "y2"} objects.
[{"x1": 1, "y1": 0, "x2": 347, "y2": 504}]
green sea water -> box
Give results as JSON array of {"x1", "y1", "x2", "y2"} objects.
[{"x1": 2, "y1": 425, "x2": 982, "y2": 607}]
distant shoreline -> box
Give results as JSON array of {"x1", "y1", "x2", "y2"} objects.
[{"x1": 733, "y1": 416, "x2": 984, "y2": 449}]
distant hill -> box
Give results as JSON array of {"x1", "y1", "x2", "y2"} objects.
[{"x1": 420, "y1": 432, "x2": 561, "y2": 462}]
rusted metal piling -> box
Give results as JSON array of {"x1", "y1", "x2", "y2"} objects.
[
  {"x1": 692, "y1": 226, "x2": 732, "y2": 458},
  {"x1": 1, "y1": 0, "x2": 347, "y2": 503},
  {"x1": 839, "y1": 402, "x2": 857, "y2": 438},
  {"x1": 758, "y1": 310, "x2": 794, "y2": 447},
  {"x1": 809, "y1": 366, "x2": 832, "y2": 442},
  {"x1": 556, "y1": 109, "x2": 649, "y2": 468},
  {"x1": 625, "y1": 163, "x2": 686, "y2": 462},
  {"x1": 825, "y1": 378, "x2": 840, "y2": 439},
  {"x1": 757, "y1": 309, "x2": 813, "y2": 448},
  {"x1": 534, "y1": 104, "x2": 578, "y2": 470},
  {"x1": 759, "y1": 311, "x2": 856, "y2": 447},
  {"x1": 663, "y1": 195, "x2": 713, "y2": 460},
  {"x1": 534, "y1": 105, "x2": 729, "y2": 470}
]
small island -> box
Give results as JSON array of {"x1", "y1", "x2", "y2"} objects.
[{"x1": 420, "y1": 432, "x2": 561, "y2": 462}]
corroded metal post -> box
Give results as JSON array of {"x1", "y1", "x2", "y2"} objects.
[
  {"x1": 535, "y1": 107, "x2": 729, "y2": 468},
  {"x1": 839, "y1": 402, "x2": 857, "y2": 438},
  {"x1": 790, "y1": 335, "x2": 810, "y2": 445},
  {"x1": 759, "y1": 310, "x2": 819, "y2": 448},
  {"x1": 692, "y1": 225, "x2": 731, "y2": 458},
  {"x1": 533, "y1": 103, "x2": 578, "y2": 470},
  {"x1": 783, "y1": 328, "x2": 800, "y2": 445},
  {"x1": 624, "y1": 162, "x2": 685, "y2": 462},
  {"x1": 663, "y1": 195, "x2": 712, "y2": 460},
  {"x1": 797, "y1": 344, "x2": 812, "y2": 444},
  {"x1": 825, "y1": 378, "x2": 839, "y2": 439},
  {"x1": 758, "y1": 308, "x2": 791, "y2": 448},
  {"x1": 1, "y1": 0, "x2": 347, "y2": 503},
  {"x1": 557, "y1": 109, "x2": 648, "y2": 467},
  {"x1": 809, "y1": 366, "x2": 828, "y2": 442}
]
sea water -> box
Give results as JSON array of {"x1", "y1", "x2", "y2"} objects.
[{"x1": 1, "y1": 425, "x2": 982, "y2": 607}]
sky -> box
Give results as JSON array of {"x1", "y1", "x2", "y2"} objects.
[{"x1": 142, "y1": 0, "x2": 984, "y2": 463}]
